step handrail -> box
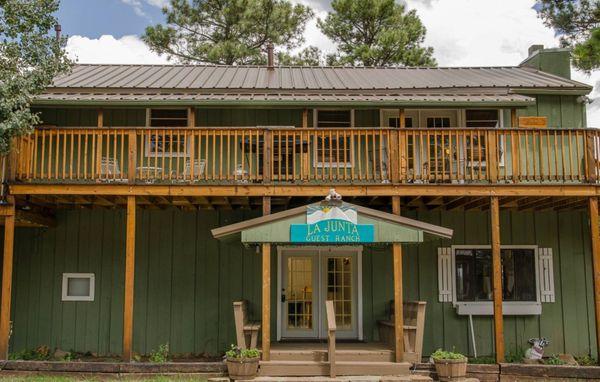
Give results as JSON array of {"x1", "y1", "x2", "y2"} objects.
[{"x1": 325, "y1": 300, "x2": 336, "y2": 378}]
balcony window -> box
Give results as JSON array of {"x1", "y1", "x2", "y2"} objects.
[
  {"x1": 146, "y1": 109, "x2": 189, "y2": 157},
  {"x1": 315, "y1": 110, "x2": 352, "y2": 167}
]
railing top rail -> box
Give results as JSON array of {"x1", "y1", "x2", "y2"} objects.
[{"x1": 31, "y1": 125, "x2": 599, "y2": 132}]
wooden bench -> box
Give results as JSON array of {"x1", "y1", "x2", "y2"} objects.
[
  {"x1": 377, "y1": 301, "x2": 426, "y2": 363},
  {"x1": 233, "y1": 300, "x2": 261, "y2": 350}
]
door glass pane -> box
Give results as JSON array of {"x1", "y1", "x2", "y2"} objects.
[
  {"x1": 326, "y1": 257, "x2": 352, "y2": 329},
  {"x1": 287, "y1": 257, "x2": 313, "y2": 329}
]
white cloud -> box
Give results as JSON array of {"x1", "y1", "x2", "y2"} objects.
[
  {"x1": 66, "y1": 35, "x2": 168, "y2": 65},
  {"x1": 120, "y1": 0, "x2": 147, "y2": 17},
  {"x1": 145, "y1": 0, "x2": 170, "y2": 7}
]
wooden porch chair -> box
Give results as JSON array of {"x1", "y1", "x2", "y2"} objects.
[
  {"x1": 377, "y1": 300, "x2": 426, "y2": 363},
  {"x1": 99, "y1": 157, "x2": 126, "y2": 182},
  {"x1": 233, "y1": 300, "x2": 261, "y2": 350}
]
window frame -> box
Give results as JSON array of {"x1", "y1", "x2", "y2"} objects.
[
  {"x1": 145, "y1": 108, "x2": 191, "y2": 158},
  {"x1": 451, "y1": 245, "x2": 541, "y2": 315},
  {"x1": 62, "y1": 273, "x2": 95, "y2": 302},
  {"x1": 312, "y1": 109, "x2": 355, "y2": 168}
]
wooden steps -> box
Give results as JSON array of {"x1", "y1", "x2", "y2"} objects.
[
  {"x1": 259, "y1": 360, "x2": 411, "y2": 377},
  {"x1": 270, "y1": 348, "x2": 395, "y2": 363}
]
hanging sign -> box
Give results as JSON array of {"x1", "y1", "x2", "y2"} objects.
[{"x1": 290, "y1": 202, "x2": 374, "y2": 243}]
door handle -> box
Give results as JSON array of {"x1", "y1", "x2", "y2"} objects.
[{"x1": 281, "y1": 289, "x2": 286, "y2": 302}]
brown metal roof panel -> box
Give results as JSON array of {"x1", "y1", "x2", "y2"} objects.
[
  {"x1": 57, "y1": 65, "x2": 114, "y2": 87},
  {"x1": 52, "y1": 65, "x2": 96, "y2": 87}
]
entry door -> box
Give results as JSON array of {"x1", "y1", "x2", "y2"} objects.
[
  {"x1": 279, "y1": 247, "x2": 360, "y2": 340},
  {"x1": 281, "y1": 249, "x2": 319, "y2": 338}
]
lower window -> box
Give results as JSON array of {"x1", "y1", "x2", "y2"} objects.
[
  {"x1": 455, "y1": 248, "x2": 536, "y2": 302},
  {"x1": 62, "y1": 273, "x2": 95, "y2": 301}
]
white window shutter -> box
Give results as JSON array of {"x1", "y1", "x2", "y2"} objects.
[
  {"x1": 438, "y1": 247, "x2": 453, "y2": 302},
  {"x1": 538, "y1": 248, "x2": 555, "y2": 303}
]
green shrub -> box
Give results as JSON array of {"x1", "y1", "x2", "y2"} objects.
[
  {"x1": 505, "y1": 347, "x2": 526, "y2": 363},
  {"x1": 149, "y1": 343, "x2": 170, "y2": 363},
  {"x1": 544, "y1": 354, "x2": 566, "y2": 365},
  {"x1": 225, "y1": 345, "x2": 260, "y2": 359},
  {"x1": 575, "y1": 355, "x2": 597, "y2": 366},
  {"x1": 9, "y1": 345, "x2": 51, "y2": 361},
  {"x1": 431, "y1": 348, "x2": 466, "y2": 361}
]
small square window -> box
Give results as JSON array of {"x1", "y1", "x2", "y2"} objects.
[{"x1": 62, "y1": 273, "x2": 95, "y2": 301}]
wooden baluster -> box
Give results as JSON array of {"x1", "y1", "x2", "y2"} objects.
[
  {"x1": 576, "y1": 131, "x2": 582, "y2": 181},
  {"x1": 560, "y1": 131, "x2": 566, "y2": 181},
  {"x1": 329, "y1": 130, "x2": 334, "y2": 181},
  {"x1": 568, "y1": 130, "x2": 574, "y2": 181},
  {"x1": 356, "y1": 130, "x2": 361, "y2": 181}
]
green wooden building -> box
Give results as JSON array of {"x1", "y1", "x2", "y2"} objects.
[{"x1": 0, "y1": 44, "x2": 598, "y2": 376}]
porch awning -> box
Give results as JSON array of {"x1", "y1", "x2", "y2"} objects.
[{"x1": 211, "y1": 199, "x2": 453, "y2": 244}]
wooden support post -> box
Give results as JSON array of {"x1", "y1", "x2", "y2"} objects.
[
  {"x1": 490, "y1": 196, "x2": 504, "y2": 363},
  {"x1": 263, "y1": 130, "x2": 272, "y2": 183},
  {"x1": 127, "y1": 130, "x2": 137, "y2": 183},
  {"x1": 262, "y1": 196, "x2": 271, "y2": 361},
  {"x1": 122, "y1": 195, "x2": 136, "y2": 362},
  {"x1": 0, "y1": 198, "x2": 15, "y2": 360},
  {"x1": 586, "y1": 131, "x2": 598, "y2": 183},
  {"x1": 392, "y1": 196, "x2": 404, "y2": 362},
  {"x1": 302, "y1": 109, "x2": 308, "y2": 128},
  {"x1": 589, "y1": 197, "x2": 600, "y2": 359}
]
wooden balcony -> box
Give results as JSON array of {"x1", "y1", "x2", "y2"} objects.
[{"x1": 9, "y1": 126, "x2": 600, "y2": 186}]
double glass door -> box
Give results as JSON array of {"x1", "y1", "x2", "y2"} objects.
[{"x1": 280, "y1": 247, "x2": 360, "y2": 340}]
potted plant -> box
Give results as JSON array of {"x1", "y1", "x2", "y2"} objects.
[
  {"x1": 225, "y1": 345, "x2": 260, "y2": 380},
  {"x1": 431, "y1": 349, "x2": 468, "y2": 381}
]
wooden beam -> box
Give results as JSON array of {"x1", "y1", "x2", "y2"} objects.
[
  {"x1": 10, "y1": 184, "x2": 600, "y2": 198},
  {"x1": 122, "y1": 195, "x2": 136, "y2": 362},
  {"x1": 490, "y1": 196, "x2": 504, "y2": 363},
  {"x1": 589, "y1": 197, "x2": 600, "y2": 361},
  {"x1": 0, "y1": 199, "x2": 15, "y2": 360},
  {"x1": 392, "y1": 196, "x2": 404, "y2": 362},
  {"x1": 262, "y1": 196, "x2": 271, "y2": 361},
  {"x1": 15, "y1": 209, "x2": 56, "y2": 227}
]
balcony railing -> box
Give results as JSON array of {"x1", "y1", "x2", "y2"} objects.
[{"x1": 9, "y1": 126, "x2": 600, "y2": 185}]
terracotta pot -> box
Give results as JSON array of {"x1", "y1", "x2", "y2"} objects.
[
  {"x1": 226, "y1": 357, "x2": 259, "y2": 380},
  {"x1": 434, "y1": 358, "x2": 468, "y2": 381}
]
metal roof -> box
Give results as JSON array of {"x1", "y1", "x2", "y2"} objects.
[
  {"x1": 34, "y1": 91, "x2": 536, "y2": 106},
  {"x1": 50, "y1": 64, "x2": 592, "y2": 91}
]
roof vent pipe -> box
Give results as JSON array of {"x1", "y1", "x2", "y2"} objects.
[
  {"x1": 267, "y1": 42, "x2": 274, "y2": 70},
  {"x1": 54, "y1": 24, "x2": 61, "y2": 42}
]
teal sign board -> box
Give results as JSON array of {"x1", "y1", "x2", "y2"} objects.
[{"x1": 290, "y1": 203, "x2": 374, "y2": 243}]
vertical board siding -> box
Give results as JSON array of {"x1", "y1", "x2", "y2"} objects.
[{"x1": 7, "y1": 208, "x2": 596, "y2": 359}]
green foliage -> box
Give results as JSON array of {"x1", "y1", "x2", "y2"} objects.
[
  {"x1": 143, "y1": 0, "x2": 313, "y2": 65},
  {"x1": 468, "y1": 356, "x2": 496, "y2": 364},
  {"x1": 544, "y1": 354, "x2": 566, "y2": 365},
  {"x1": 277, "y1": 46, "x2": 322, "y2": 66},
  {"x1": 536, "y1": 0, "x2": 600, "y2": 72},
  {"x1": 9, "y1": 345, "x2": 51, "y2": 360},
  {"x1": 575, "y1": 354, "x2": 597, "y2": 366},
  {"x1": 0, "y1": 0, "x2": 72, "y2": 155},
  {"x1": 317, "y1": 0, "x2": 435, "y2": 67},
  {"x1": 149, "y1": 343, "x2": 170, "y2": 363},
  {"x1": 225, "y1": 344, "x2": 260, "y2": 359},
  {"x1": 431, "y1": 348, "x2": 466, "y2": 361},
  {"x1": 505, "y1": 347, "x2": 526, "y2": 363}
]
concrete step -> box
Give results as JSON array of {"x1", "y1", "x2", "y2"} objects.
[{"x1": 258, "y1": 360, "x2": 411, "y2": 377}]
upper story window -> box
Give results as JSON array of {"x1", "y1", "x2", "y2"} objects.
[
  {"x1": 146, "y1": 109, "x2": 189, "y2": 157},
  {"x1": 466, "y1": 110, "x2": 499, "y2": 128},
  {"x1": 387, "y1": 117, "x2": 413, "y2": 128},
  {"x1": 427, "y1": 117, "x2": 450, "y2": 128},
  {"x1": 315, "y1": 110, "x2": 353, "y2": 167}
]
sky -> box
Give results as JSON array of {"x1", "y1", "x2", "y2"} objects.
[{"x1": 55, "y1": 0, "x2": 600, "y2": 127}]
